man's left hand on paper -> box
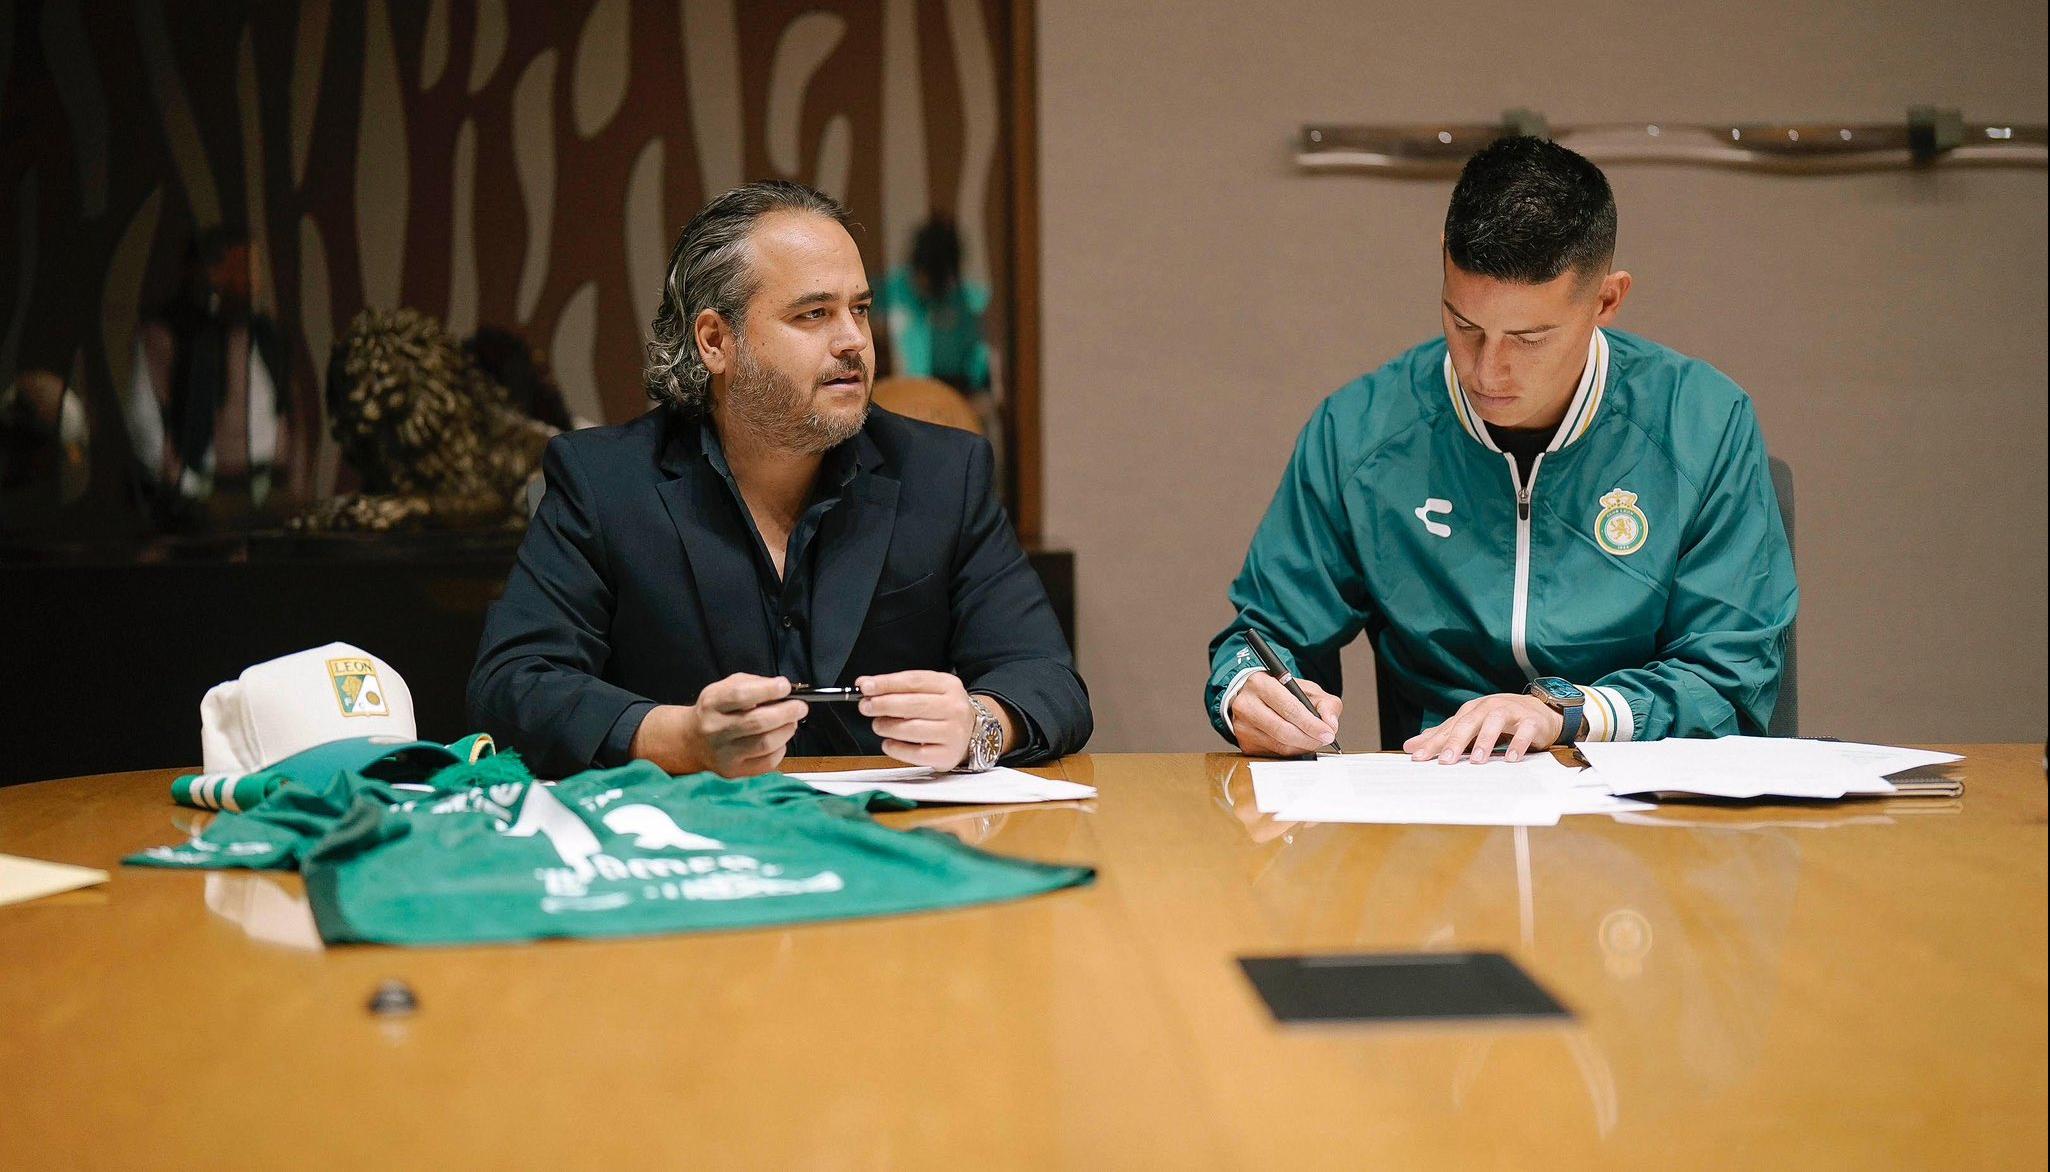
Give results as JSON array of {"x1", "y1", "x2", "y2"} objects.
[{"x1": 1405, "y1": 693, "x2": 1563, "y2": 764}]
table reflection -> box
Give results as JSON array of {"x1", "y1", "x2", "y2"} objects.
[
  {"x1": 887, "y1": 799, "x2": 1095, "y2": 846},
  {"x1": 1210, "y1": 755, "x2": 1810, "y2": 1135},
  {"x1": 204, "y1": 873, "x2": 322, "y2": 952}
]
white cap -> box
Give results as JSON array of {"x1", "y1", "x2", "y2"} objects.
[{"x1": 199, "y1": 642, "x2": 417, "y2": 775}]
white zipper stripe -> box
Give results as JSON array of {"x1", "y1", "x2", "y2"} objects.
[
  {"x1": 1510, "y1": 451, "x2": 1543, "y2": 680},
  {"x1": 1446, "y1": 332, "x2": 1607, "y2": 685}
]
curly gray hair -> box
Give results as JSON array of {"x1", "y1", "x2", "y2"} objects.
[{"x1": 643, "y1": 180, "x2": 858, "y2": 412}]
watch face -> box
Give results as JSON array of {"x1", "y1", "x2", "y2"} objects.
[
  {"x1": 969, "y1": 698, "x2": 1002, "y2": 768},
  {"x1": 1529, "y1": 678, "x2": 1581, "y2": 705}
]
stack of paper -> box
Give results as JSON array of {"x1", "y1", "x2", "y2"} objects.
[
  {"x1": 1235, "y1": 739, "x2": 1962, "y2": 828},
  {"x1": 1576, "y1": 737, "x2": 1964, "y2": 800},
  {"x1": 1247, "y1": 754, "x2": 1651, "y2": 827},
  {"x1": 786, "y1": 765, "x2": 1097, "y2": 805}
]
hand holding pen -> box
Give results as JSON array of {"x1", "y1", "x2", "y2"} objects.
[{"x1": 1229, "y1": 629, "x2": 1344, "y2": 756}]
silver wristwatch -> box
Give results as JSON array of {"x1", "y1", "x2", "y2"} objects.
[{"x1": 957, "y1": 695, "x2": 1004, "y2": 773}]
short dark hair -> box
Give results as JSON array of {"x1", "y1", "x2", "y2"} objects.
[
  {"x1": 644, "y1": 180, "x2": 857, "y2": 411},
  {"x1": 1443, "y1": 136, "x2": 1616, "y2": 285}
]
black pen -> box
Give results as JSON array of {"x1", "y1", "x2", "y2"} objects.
[{"x1": 1243, "y1": 628, "x2": 1342, "y2": 753}]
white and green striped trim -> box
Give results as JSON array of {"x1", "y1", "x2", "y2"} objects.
[
  {"x1": 1576, "y1": 683, "x2": 1635, "y2": 742},
  {"x1": 1442, "y1": 328, "x2": 1612, "y2": 451},
  {"x1": 1442, "y1": 357, "x2": 1493, "y2": 446},
  {"x1": 192, "y1": 773, "x2": 231, "y2": 811}
]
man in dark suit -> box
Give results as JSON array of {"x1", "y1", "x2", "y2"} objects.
[{"x1": 470, "y1": 181, "x2": 1089, "y2": 779}]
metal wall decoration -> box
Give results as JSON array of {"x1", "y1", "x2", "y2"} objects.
[{"x1": 1298, "y1": 108, "x2": 2048, "y2": 175}]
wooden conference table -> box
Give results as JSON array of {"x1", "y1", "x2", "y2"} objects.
[{"x1": 2, "y1": 747, "x2": 2044, "y2": 1169}]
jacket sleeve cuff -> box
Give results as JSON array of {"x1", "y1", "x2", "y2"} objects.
[
  {"x1": 972, "y1": 689, "x2": 1046, "y2": 763},
  {"x1": 1576, "y1": 684, "x2": 1636, "y2": 742},
  {"x1": 1217, "y1": 666, "x2": 1263, "y2": 739},
  {"x1": 599, "y1": 701, "x2": 657, "y2": 768}
]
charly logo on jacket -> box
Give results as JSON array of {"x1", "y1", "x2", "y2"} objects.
[
  {"x1": 327, "y1": 657, "x2": 390, "y2": 717},
  {"x1": 1595, "y1": 489, "x2": 1649, "y2": 556},
  {"x1": 1413, "y1": 497, "x2": 1453, "y2": 538}
]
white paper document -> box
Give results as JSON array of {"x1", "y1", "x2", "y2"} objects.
[
  {"x1": 1248, "y1": 754, "x2": 1599, "y2": 826},
  {"x1": 787, "y1": 765, "x2": 1096, "y2": 805},
  {"x1": 0, "y1": 853, "x2": 109, "y2": 908},
  {"x1": 1577, "y1": 737, "x2": 1964, "y2": 800}
]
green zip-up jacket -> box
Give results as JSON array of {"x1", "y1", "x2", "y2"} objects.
[{"x1": 1207, "y1": 328, "x2": 1796, "y2": 746}]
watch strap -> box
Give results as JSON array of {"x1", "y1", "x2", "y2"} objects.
[
  {"x1": 1556, "y1": 698, "x2": 1583, "y2": 747},
  {"x1": 1526, "y1": 678, "x2": 1584, "y2": 748},
  {"x1": 957, "y1": 694, "x2": 1003, "y2": 772}
]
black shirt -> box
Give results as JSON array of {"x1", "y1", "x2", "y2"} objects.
[
  {"x1": 701, "y1": 418, "x2": 855, "y2": 681},
  {"x1": 1486, "y1": 423, "x2": 1553, "y2": 484},
  {"x1": 695, "y1": 417, "x2": 866, "y2": 756},
  {"x1": 602, "y1": 419, "x2": 865, "y2": 758}
]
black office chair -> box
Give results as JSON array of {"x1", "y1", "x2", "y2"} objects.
[{"x1": 1367, "y1": 455, "x2": 1801, "y2": 745}]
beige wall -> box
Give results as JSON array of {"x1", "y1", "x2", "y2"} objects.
[{"x1": 1037, "y1": 1, "x2": 2049, "y2": 750}]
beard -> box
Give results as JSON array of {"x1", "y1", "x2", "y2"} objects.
[{"x1": 725, "y1": 338, "x2": 869, "y2": 455}]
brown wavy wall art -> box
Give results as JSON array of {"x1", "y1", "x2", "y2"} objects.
[{"x1": 0, "y1": 0, "x2": 1011, "y2": 517}]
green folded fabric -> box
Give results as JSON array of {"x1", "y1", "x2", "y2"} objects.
[
  {"x1": 169, "y1": 733, "x2": 500, "y2": 812},
  {"x1": 128, "y1": 748, "x2": 1093, "y2": 946},
  {"x1": 137, "y1": 736, "x2": 510, "y2": 869}
]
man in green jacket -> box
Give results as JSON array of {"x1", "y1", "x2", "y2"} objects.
[{"x1": 1208, "y1": 136, "x2": 1796, "y2": 762}]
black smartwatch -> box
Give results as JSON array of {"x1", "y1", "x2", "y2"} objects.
[{"x1": 1525, "y1": 677, "x2": 1585, "y2": 746}]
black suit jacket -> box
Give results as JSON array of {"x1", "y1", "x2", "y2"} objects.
[{"x1": 468, "y1": 405, "x2": 1090, "y2": 778}]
